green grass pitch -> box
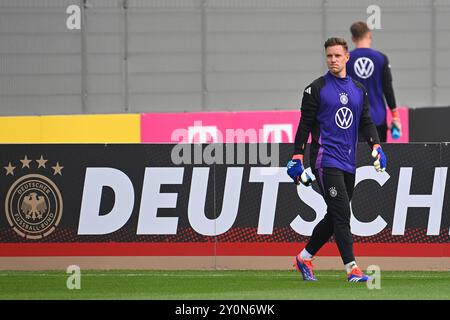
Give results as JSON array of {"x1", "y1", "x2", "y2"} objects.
[{"x1": 0, "y1": 270, "x2": 449, "y2": 300}]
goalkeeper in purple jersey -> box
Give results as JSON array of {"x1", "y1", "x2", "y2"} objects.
[
  {"x1": 347, "y1": 21, "x2": 401, "y2": 142},
  {"x1": 287, "y1": 37, "x2": 387, "y2": 282}
]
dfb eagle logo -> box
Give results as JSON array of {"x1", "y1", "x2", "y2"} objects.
[{"x1": 21, "y1": 192, "x2": 47, "y2": 220}]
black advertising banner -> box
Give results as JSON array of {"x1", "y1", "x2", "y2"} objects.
[
  {"x1": 409, "y1": 106, "x2": 450, "y2": 142},
  {"x1": 0, "y1": 143, "x2": 448, "y2": 257}
]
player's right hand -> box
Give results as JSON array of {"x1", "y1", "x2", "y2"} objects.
[
  {"x1": 390, "y1": 109, "x2": 402, "y2": 138},
  {"x1": 287, "y1": 156, "x2": 312, "y2": 186}
]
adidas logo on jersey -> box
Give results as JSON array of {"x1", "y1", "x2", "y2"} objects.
[{"x1": 305, "y1": 87, "x2": 311, "y2": 94}]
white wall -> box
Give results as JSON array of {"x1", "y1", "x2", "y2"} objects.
[{"x1": 0, "y1": 0, "x2": 449, "y2": 115}]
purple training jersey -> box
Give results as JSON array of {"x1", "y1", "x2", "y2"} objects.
[
  {"x1": 293, "y1": 71, "x2": 380, "y2": 174},
  {"x1": 347, "y1": 48, "x2": 395, "y2": 126}
]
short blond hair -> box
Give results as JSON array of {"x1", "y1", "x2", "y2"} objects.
[{"x1": 324, "y1": 37, "x2": 348, "y2": 52}]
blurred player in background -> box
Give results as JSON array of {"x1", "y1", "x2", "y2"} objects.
[
  {"x1": 287, "y1": 37, "x2": 387, "y2": 282},
  {"x1": 347, "y1": 21, "x2": 401, "y2": 142}
]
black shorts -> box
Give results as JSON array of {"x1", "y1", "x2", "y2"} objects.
[{"x1": 306, "y1": 167, "x2": 356, "y2": 264}]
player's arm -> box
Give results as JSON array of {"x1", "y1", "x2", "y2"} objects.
[
  {"x1": 381, "y1": 54, "x2": 397, "y2": 111},
  {"x1": 360, "y1": 86, "x2": 380, "y2": 146},
  {"x1": 288, "y1": 82, "x2": 320, "y2": 186},
  {"x1": 359, "y1": 85, "x2": 380, "y2": 147},
  {"x1": 359, "y1": 86, "x2": 387, "y2": 172},
  {"x1": 293, "y1": 83, "x2": 320, "y2": 155},
  {"x1": 381, "y1": 53, "x2": 402, "y2": 136}
]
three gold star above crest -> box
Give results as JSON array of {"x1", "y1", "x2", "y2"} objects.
[{"x1": 4, "y1": 155, "x2": 63, "y2": 176}]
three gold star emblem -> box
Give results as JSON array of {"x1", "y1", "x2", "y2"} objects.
[{"x1": 4, "y1": 155, "x2": 64, "y2": 176}]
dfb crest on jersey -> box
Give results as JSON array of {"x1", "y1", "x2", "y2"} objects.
[{"x1": 339, "y1": 92, "x2": 348, "y2": 105}]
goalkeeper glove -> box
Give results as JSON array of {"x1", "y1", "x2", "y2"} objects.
[
  {"x1": 389, "y1": 109, "x2": 402, "y2": 139},
  {"x1": 371, "y1": 144, "x2": 387, "y2": 172},
  {"x1": 287, "y1": 155, "x2": 312, "y2": 186}
]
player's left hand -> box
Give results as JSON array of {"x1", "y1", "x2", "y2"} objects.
[{"x1": 371, "y1": 145, "x2": 387, "y2": 172}]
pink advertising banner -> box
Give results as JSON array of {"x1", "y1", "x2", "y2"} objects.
[
  {"x1": 141, "y1": 108, "x2": 408, "y2": 143},
  {"x1": 141, "y1": 110, "x2": 301, "y2": 143}
]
